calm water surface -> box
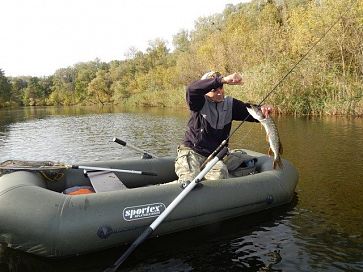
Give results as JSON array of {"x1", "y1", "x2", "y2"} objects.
[{"x1": 0, "y1": 106, "x2": 362, "y2": 272}]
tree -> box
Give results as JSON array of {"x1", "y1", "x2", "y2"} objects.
[
  {"x1": 10, "y1": 77, "x2": 27, "y2": 105},
  {"x1": 191, "y1": 13, "x2": 224, "y2": 42},
  {"x1": 74, "y1": 60, "x2": 103, "y2": 103},
  {"x1": 87, "y1": 70, "x2": 112, "y2": 105},
  {"x1": 172, "y1": 30, "x2": 191, "y2": 53},
  {"x1": 0, "y1": 69, "x2": 12, "y2": 105},
  {"x1": 145, "y1": 38, "x2": 170, "y2": 69},
  {"x1": 22, "y1": 77, "x2": 47, "y2": 106},
  {"x1": 49, "y1": 67, "x2": 77, "y2": 105}
]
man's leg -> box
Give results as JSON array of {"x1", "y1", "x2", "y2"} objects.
[
  {"x1": 204, "y1": 160, "x2": 229, "y2": 180},
  {"x1": 175, "y1": 145, "x2": 206, "y2": 183}
]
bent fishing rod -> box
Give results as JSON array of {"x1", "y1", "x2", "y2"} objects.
[{"x1": 200, "y1": 7, "x2": 350, "y2": 170}]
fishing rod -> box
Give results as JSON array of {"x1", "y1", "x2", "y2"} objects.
[{"x1": 200, "y1": 5, "x2": 352, "y2": 170}]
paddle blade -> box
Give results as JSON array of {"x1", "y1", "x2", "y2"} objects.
[{"x1": 104, "y1": 226, "x2": 154, "y2": 272}]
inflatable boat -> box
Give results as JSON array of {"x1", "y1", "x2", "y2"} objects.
[{"x1": 0, "y1": 149, "x2": 298, "y2": 258}]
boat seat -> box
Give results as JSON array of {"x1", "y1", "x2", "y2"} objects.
[{"x1": 86, "y1": 171, "x2": 127, "y2": 192}]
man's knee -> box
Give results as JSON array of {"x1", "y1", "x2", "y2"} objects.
[{"x1": 205, "y1": 162, "x2": 228, "y2": 180}]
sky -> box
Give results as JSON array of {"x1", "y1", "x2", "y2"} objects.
[{"x1": 1, "y1": 0, "x2": 248, "y2": 77}]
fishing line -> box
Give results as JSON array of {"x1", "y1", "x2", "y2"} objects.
[{"x1": 201, "y1": 1, "x2": 355, "y2": 168}]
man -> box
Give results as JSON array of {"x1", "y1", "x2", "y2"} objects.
[{"x1": 175, "y1": 71, "x2": 272, "y2": 182}]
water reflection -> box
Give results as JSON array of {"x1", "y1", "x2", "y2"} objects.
[
  {"x1": 231, "y1": 115, "x2": 363, "y2": 241},
  {"x1": 1, "y1": 107, "x2": 363, "y2": 272}
]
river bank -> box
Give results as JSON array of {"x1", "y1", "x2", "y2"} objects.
[{"x1": 1, "y1": 86, "x2": 363, "y2": 117}]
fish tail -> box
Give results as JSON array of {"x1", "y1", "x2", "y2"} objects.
[{"x1": 273, "y1": 156, "x2": 283, "y2": 169}]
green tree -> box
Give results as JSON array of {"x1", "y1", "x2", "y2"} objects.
[
  {"x1": 10, "y1": 77, "x2": 27, "y2": 105},
  {"x1": 172, "y1": 30, "x2": 191, "y2": 53},
  {"x1": 22, "y1": 77, "x2": 47, "y2": 106},
  {"x1": 109, "y1": 60, "x2": 134, "y2": 101},
  {"x1": 49, "y1": 67, "x2": 77, "y2": 105},
  {"x1": 145, "y1": 39, "x2": 170, "y2": 69},
  {"x1": 74, "y1": 60, "x2": 104, "y2": 103},
  {"x1": 0, "y1": 69, "x2": 12, "y2": 106},
  {"x1": 87, "y1": 70, "x2": 112, "y2": 105}
]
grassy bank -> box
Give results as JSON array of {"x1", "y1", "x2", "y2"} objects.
[{"x1": 115, "y1": 79, "x2": 363, "y2": 117}]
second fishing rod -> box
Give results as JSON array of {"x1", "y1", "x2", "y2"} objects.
[{"x1": 200, "y1": 7, "x2": 348, "y2": 170}]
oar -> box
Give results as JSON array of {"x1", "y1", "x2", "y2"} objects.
[
  {"x1": 104, "y1": 147, "x2": 229, "y2": 272},
  {"x1": 113, "y1": 138, "x2": 159, "y2": 159},
  {"x1": 0, "y1": 162, "x2": 157, "y2": 176},
  {"x1": 71, "y1": 165, "x2": 157, "y2": 176}
]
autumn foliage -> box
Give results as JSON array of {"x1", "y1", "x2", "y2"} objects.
[{"x1": 1, "y1": 0, "x2": 362, "y2": 115}]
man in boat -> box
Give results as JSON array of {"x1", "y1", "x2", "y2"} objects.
[{"x1": 175, "y1": 71, "x2": 273, "y2": 182}]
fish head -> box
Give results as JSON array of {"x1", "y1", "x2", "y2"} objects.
[{"x1": 246, "y1": 105, "x2": 265, "y2": 121}]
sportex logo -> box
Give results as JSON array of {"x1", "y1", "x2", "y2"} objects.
[{"x1": 123, "y1": 203, "x2": 166, "y2": 221}]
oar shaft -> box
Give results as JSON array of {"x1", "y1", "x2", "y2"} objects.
[
  {"x1": 104, "y1": 147, "x2": 228, "y2": 271},
  {"x1": 113, "y1": 138, "x2": 159, "y2": 158},
  {"x1": 72, "y1": 165, "x2": 157, "y2": 176},
  {"x1": 105, "y1": 227, "x2": 153, "y2": 272}
]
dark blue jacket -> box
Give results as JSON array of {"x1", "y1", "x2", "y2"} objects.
[{"x1": 182, "y1": 76, "x2": 258, "y2": 156}]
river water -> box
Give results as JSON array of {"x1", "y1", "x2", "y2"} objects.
[{"x1": 0, "y1": 106, "x2": 362, "y2": 272}]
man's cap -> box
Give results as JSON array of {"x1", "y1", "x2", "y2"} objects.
[{"x1": 201, "y1": 71, "x2": 222, "y2": 80}]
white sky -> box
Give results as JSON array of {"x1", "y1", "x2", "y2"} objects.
[{"x1": 1, "y1": 0, "x2": 248, "y2": 77}]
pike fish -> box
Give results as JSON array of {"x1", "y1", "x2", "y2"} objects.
[{"x1": 247, "y1": 105, "x2": 283, "y2": 169}]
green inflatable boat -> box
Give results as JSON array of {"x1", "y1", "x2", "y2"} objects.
[{"x1": 0, "y1": 149, "x2": 298, "y2": 258}]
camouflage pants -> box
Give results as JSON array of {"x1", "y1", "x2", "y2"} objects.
[{"x1": 174, "y1": 145, "x2": 254, "y2": 182}]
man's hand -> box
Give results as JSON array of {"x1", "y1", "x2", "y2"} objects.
[
  {"x1": 260, "y1": 104, "x2": 273, "y2": 118},
  {"x1": 221, "y1": 73, "x2": 243, "y2": 85}
]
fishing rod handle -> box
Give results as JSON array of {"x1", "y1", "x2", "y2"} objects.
[
  {"x1": 113, "y1": 137, "x2": 126, "y2": 146},
  {"x1": 200, "y1": 140, "x2": 227, "y2": 170},
  {"x1": 141, "y1": 171, "x2": 157, "y2": 176},
  {"x1": 216, "y1": 146, "x2": 229, "y2": 160}
]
